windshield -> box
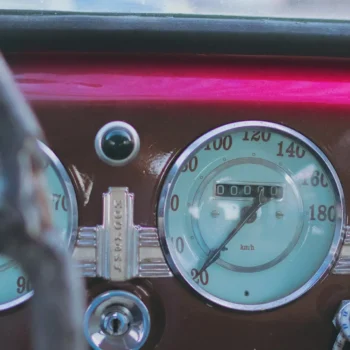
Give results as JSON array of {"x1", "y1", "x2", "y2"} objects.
[{"x1": 0, "y1": 0, "x2": 350, "y2": 20}]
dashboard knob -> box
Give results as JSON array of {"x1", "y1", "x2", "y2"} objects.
[
  {"x1": 102, "y1": 129, "x2": 134, "y2": 161},
  {"x1": 84, "y1": 290, "x2": 150, "y2": 350},
  {"x1": 333, "y1": 300, "x2": 350, "y2": 349},
  {"x1": 95, "y1": 121, "x2": 140, "y2": 166}
]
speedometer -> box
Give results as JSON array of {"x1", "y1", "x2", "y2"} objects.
[
  {"x1": 158, "y1": 121, "x2": 344, "y2": 311},
  {"x1": 0, "y1": 142, "x2": 78, "y2": 310}
]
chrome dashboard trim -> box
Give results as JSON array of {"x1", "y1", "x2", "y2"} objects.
[
  {"x1": 333, "y1": 226, "x2": 350, "y2": 274},
  {"x1": 74, "y1": 187, "x2": 172, "y2": 281}
]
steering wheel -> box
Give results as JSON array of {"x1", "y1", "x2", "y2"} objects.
[{"x1": 0, "y1": 55, "x2": 86, "y2": 350}]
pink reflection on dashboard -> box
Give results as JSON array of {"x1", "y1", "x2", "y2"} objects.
[{"x1": 8, "y1": 54, "x2": 350, "y2": 109}]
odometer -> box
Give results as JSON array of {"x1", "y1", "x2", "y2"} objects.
[
  {"x1": 215, "y1": 183, "x2": 284, "y2": 199},
  {"x1": 158, "y1": 121, "x2": 344, "y2": 311}
]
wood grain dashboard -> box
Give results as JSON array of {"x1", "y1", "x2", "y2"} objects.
[{"x1": 3, "y1": 53, "x2": 350, "y2": 350}]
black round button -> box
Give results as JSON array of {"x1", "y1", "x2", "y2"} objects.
[{"x1": 101, "y1": 129, "x2": 134, "y2": 161}]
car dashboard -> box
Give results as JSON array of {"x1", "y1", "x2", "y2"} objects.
[{"x1": 2, "y1": 22, "x2": 350, "y2": 350}]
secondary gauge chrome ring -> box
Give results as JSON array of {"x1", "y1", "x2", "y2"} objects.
[
  {"x1": 39, "y1": 141, "x2": 78, "y2": 252},
  {"x1": 0, "y1": 142, "x2": 78, "y2": 312},
  {"x1": 158, "y1": 120, "x2": 345, "y2": 311},
  {"x1": 0, "y1": 291, "x2": 34, "y2": 312}
]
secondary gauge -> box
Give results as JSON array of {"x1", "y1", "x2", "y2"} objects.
[
  {"x1": 158, "y1": 121, "x2": 344, "y2": 311},
  {"x1": 0, "y1": 142, "x2": 78, "y2": 310}
]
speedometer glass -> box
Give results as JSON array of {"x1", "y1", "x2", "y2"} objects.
[
  {"x1": 0, "y1": 142, "x2": 78, "y2": 310},
  {"x1": 158, "y1": 121, "x2": 344, "y2": 311}
]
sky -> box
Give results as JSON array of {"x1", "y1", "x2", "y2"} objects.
[{"x1": 0, "y1": 0, "x2": 350, "y2": 20}]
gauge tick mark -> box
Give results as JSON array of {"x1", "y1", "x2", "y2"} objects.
[
  {"x1": 211, "y1": 210, "x2": 220, "y2": 218},
  {"x1": 276, "y1": 211, "x2": 284, "y2": 219}
]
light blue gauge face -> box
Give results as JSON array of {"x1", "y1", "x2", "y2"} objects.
[
  {"x1": 0, "y1": 142, "x2": 77, "y2": 311},
  {"x1": 159, "y1": 121, "x2": 344, "y2": 311}
]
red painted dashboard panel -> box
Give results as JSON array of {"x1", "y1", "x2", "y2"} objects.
[
  {"x1": 3, "y1": 53, "x2": 350, "y2": 350},
  {"x1": 8, "y1": 54, "x2": 350, "y2": 108}
]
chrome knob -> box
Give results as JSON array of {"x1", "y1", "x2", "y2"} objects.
[
  {"x1": 84, "y1": 291, "x2": 151, "y2": 350},
  {"x1": 333, "y1": 300, "x2": 350, "y2": 349},
  {"x1": 101, "y1": 307, "x2": 131, "y2": 336}
]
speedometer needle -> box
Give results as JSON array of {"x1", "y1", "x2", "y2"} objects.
[{"x1": 196, "y1": 189, "x2": 271, "y2": 277}]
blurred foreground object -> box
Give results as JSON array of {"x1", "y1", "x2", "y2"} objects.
[{"x1": 0, "y1": 54, "x2": 86, "y2": 350}]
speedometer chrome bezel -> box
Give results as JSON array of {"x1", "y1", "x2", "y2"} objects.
[
  {"x1": 158, "y1": 121, "x2": 345, "y2": 311},
  {"x1": 0, "y1": 142, "x2": 78, "y2": 311}
]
